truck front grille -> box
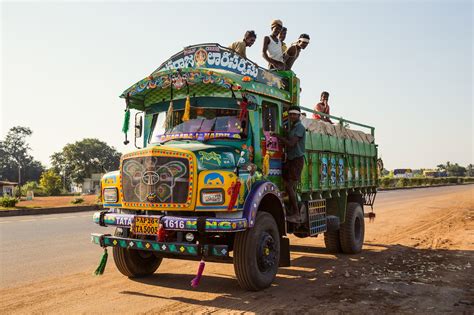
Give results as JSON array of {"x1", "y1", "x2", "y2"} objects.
[{"x1": 122, "y1": 155, "x2": 190, "y2": 204}]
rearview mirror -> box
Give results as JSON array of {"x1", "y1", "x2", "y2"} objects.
[{"x1": 135, "y1": 114, "x2": 143, "y2": 138}]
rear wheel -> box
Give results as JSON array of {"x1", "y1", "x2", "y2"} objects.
[
  {"x1": 112, "y1": 228, "x2": 163, "y2": 277},
  {"x1": 234, "y1": 212, "x2": 280, "y2": 291},
  {"x1": 324, "y1": 230, "x2": 342, "y2": 253},
  {"x1": 339, "y1": 202, "x2": 365, "y2": 254}
]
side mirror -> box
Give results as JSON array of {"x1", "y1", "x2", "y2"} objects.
[
  {"x1": 135, "y1": 114, "x2": 143, "y2": 138},
  {"x1": 134, "y1": 113, "x2": 143, "y2": 149}
]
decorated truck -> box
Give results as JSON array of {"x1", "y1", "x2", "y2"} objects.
[{"x1": 91, "y1": 43, "x2": 379, "y2": 291}]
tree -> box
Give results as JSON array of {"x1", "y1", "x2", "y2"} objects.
[
  {"x1": 50, "y1": 138, "x2": 121, "y2": 186},
  {"x1": 39, "y1": 170, "x2": 62, "y2": 196},
  {"x1": 467, "y1": 164, "x2": 474, "y2": 177},
  {"x1": 0, "y1": 126, "x2": 44, "y2": 184}
]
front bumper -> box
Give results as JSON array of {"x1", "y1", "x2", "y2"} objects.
[
  {"x1": 92, "y1": 211, "x2": 248, "y2": 233},
  {"x1": 91, "y1": 233, "x2": 229, "y2": 257}
]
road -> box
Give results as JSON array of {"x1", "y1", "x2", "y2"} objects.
[{"x1": 1, "y1": 185, "x2": 473, "y2": 313}]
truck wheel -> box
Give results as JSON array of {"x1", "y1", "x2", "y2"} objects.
[
  {"x1": 339, "y1": 202, "x2": 365, "y2": 254},
  {"x1": 324, "y1": 215, "x2": 342, "y2": 253},
  {"x1": 112, "y1": 228, "x2": 163, "y2": 277},
  {"x1": 324, "y1": 230, "x2": 342, "y2": 253},
  {"x1": 234, "y1": 212, "x2": 280, "y2": 291}
]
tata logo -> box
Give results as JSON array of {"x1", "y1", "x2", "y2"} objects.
[{"x1": 142, "y1": 171, "x2": 160, "y2": 185}]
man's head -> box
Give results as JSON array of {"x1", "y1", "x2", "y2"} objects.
[
  {"x1": 320, "y1": 91, "x2": 329, "y2": 102},
  {"x1": 297, "y1": 34, "x2": 310, "y2": 50},
  {"x1": 244, "y1": 30, "x2": 257, "y2": 47},
  {"x1": 288, "y1": 106, "x2": 301, "y2": 123},
  {"x1": 278, "y1": 27, "x2": 287, "y2": 42},
  {"x1": 270, "y1": 19, "x2": 283, "y2": 36}
]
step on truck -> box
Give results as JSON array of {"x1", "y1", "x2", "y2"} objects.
[{"x1": 91, "y1": 43, "x2": 379, "y2": 291}]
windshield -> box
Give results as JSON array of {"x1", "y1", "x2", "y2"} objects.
[{"x1": 149, "y1": 108, "x2": 245, "y2": 144}]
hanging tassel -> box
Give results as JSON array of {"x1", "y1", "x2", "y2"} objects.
[
  {"x1": 263, "y1": 153, "x2": 270, "y2": 176},
  {"x1": 227, "y1": 180, "x2": 241, "y2": 211},
  {"x1": 190, "y1": 258, "x2": 206, "y2": 288},
  {"x1": 182, "y1": 95, "x2": 191, "y2": 122},
  {"x1": 93, "y1": 247, "x2": 108, "y2": 276},
  {"x1": 122, "y1": 108, "x2": 130, "y2": 145}
]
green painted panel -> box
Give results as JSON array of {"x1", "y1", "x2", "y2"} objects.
[
  {"x1": 311, "y1": 152, "x2": 319, "y2": 190},
  {"x1": 346, "y1": 155, "x2": 354, "y2": 188},
  {"x1": 312, "y1": 133, "x2": 323, "y2": 151},
  {"x1": 345, "y1": 139, "x2": 353, "y2": 154},
  {"x1": 370, "y1": 144, "x2": 376, "y2": 157},
  {"x1": 338, "y1": 138, "x2": 345, "y2": 153},
  {"x1": 354, "y1": 156, "x2": 361, "y2": 186},
  {"x1": 337, "y1": 155, "x2": 346, "y2": 188},
  {"x1": 360, "y1": 156, "x2": 366, "y2": 186},
  {"x1": 320, "y1": 153, "x2": 329, "y2": 189},
  {"x1": 300, "y1": 153, "x2": 311, "y2": 192},
  {"x1": 322, "y1": 135, "x2": 331, "y2": 151},
  {"x1": 329, "y1": 154, "x2": 337, "y2": 187},
  {"x1": 305, "y1": 132, "x2": 313, "y2": 150}
]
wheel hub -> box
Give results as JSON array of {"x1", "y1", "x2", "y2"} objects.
[{"x1": 257, "y1": 232, "x2": 277, "y2": 272}]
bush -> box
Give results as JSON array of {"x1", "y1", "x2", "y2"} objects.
[
  {"x1": 0, "y1": 196, "x2": 19, "y2": 207},
  {"x1": 39, "y1": 170, "x2": 62, "y2": 196},
  {"x1": 396, "y1": 178, "x2": 409, "y2": 188},
  {"x1": 70, "y1": 197, "x2": 84, "y2": 205}
]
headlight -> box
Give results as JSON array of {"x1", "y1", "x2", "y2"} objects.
[
  {"x1": 103, "y1": 187, "x2": 118, "y2": 203},
  {"x1": 200, "y1": 189, "x2": 224, "y2": 205}
]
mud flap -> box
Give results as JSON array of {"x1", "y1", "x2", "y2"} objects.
[{"x1": 279, "y1": 237, "x2": 290, "y2": 267}]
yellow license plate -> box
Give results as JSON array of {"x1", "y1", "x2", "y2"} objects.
[{"x1": 132, "y1": 216, "x2": 159, "y2": 235}]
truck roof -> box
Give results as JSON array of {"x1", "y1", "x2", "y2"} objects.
[{"x1": 120, "y1": 43, "x2": 294, "y2": 110}]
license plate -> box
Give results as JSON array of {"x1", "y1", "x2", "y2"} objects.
[{"x1": 132, "y1": 216, "x2": 159, "y2": 235}]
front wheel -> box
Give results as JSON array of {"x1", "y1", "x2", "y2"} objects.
[
  {"x1": 112, "y1": 228, "x2": 163, "y2": 277},
  {"x1": 233, "y1": 212, "x2": 280, "y2": 291},
  {"x1": 339, "y1": 202, "x2": 365, "y2": 254}
]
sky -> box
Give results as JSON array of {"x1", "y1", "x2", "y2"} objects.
[{"x1": 1, "y1": 0, "x2": 472, "y2": 170}]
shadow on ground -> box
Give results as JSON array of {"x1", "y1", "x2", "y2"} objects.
[{"x1": 121, "y1": 243, "x2": 474, "y2": 313}]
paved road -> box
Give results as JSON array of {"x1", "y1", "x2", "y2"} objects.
[{"x1": 0, "y1": 185, "x2": 471, "y2": 288}]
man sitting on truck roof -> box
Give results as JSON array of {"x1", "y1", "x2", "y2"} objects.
[
  {"x1": 313, "y1": 91, "x2": 333, "y2": 123},
  {"x1": 262, "y1": 19, "x2": 285, "y2": 70},
  {"x1": 273, "y1": 106, "x2": 306, "y2": 223},
  {"x1": 228, "y1": 30, "x2": 257, "y2": 59},
  {"x1": 283, "y1": 33, "x2": 310, "y2": 70}
]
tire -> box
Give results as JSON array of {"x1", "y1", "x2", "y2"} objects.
[
  {"x1": 112, "y1": 228, "x2": 163, "y2": 277},
  {"x1": 339, "y1": 202, "x2": 365, "y2": 254},
  {"x1": 234, "y1": 212, "x2": 280, "y2": 291},
  {"x1": 324, "y1": 230, "x2": 342, "y2": 253}
]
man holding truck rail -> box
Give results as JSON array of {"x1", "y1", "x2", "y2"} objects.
[{"x1": 273, "y1": 105, "x2": 306, "y2": 223}]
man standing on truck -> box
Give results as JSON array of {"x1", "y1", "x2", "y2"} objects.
[
  {"x1": 283, "y1": 33, "x2": 310, "y2": 70},
  {"x1": 228, "y1": 30, "x2": 257, "y2": 59},
  {"x1": 262, "y1": 19, "x2": 285, "y2": 70},
  {"x1": 273, "y1": 106, "x2": 306, "y2": 223},
  {"x1": 313, "y1": 91, "x2": 333, "y2": 123}
]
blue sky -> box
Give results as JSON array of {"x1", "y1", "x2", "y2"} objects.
[{"x1": 1, "y1": 1, "x2": 472, "y2": 169}]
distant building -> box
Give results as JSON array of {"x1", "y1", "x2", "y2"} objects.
[
  {"x1": 70, "y1": 173, "x2": 103, "y2": 194},
  {"x1": 393, "y1": 169, "x2": 413, "y2": 178},
  {"x1": 0, "y1": 181, "x2": 18, "y2": 196}
]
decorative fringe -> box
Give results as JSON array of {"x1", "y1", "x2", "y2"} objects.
[
  {"x1": 263, "y1": 153, "x2": 270, "y2": 176},
  {"x1": 164, "y1": 100, "x2": 174, "y2": 129},
  {"x1": 190, "y1": 259, "x2": 206, "y2": 288},
  {"x1": 182, "y1": 95, "x2": 191, "y2": 122},
  {"x1": 94, "y1": 248, "x2": 108, "y2": 276}
]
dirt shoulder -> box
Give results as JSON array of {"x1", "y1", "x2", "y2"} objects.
[{"x1": 1, "y1": 186, "x2": 473, "y2": 314}]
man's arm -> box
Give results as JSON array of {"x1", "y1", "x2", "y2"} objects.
[{"x1": 276, "y1": 134, "x2": 299, "y2": 147}]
